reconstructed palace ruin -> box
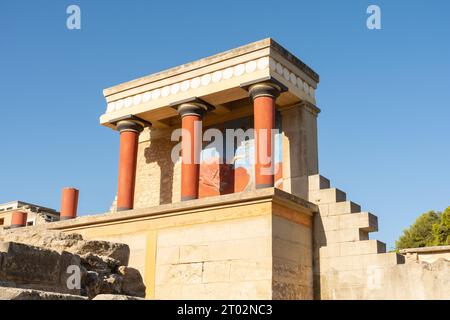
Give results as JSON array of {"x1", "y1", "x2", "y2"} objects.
[{"x1": 1, "y1": 39, "x2": 448, "y2": 300}]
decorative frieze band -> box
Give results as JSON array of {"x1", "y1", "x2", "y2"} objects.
[{"x1": 105, "y1": 57, "x2": 316, "y2": 114}]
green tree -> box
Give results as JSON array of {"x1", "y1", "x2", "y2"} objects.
[
  {"x1": 395, "y1": 211, "x2": 441, "y2": 249},
  {"x1": 431, "y1": 206, "x2": 450, "y2": 246}
]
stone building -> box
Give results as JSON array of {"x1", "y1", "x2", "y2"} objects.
[
  {"x1": 7, "y1": 38, "x2": 449, "y2": 300},
  {"x1": 0, "y1": 201, "x2": 59, "y2": 229}
]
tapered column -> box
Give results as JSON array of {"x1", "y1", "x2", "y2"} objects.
[
  {"x1": 177, "y1": 102, "x2": 209, "y2": 201},
  {"x1": 10, "y1": 211, "x2": 27, "y2": 228},
  {"x1": 116, "y1": 118, "x2": 146, "y2": 211},
  {"x1": 249, "y1": 83, "x2": 281, "y2": 189},
  {"x1": 60, "y1": 187, "x2": 79, "y2": 220}
]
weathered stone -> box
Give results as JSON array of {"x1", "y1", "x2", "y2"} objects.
[
  {"x1": 118, "y1": 266, "x2": 146, "y2": 297},
  {"x1": 80, "y1": 252, "x2": 120, "y2": 274},
  {"x1": 0, "y1": 229, "x2": 145, "y2": 299},
  {"x1": 92, "y1": 294, "x2": 145, "y2": 300},
  {"x1": 0, "y1": 286, "x2": 87, "y2": 300},
  {"x1": 100, "y1": 274, "x2": 123, "y2": 295},
  {"x1": 76, "y1": 241, "x2": 129, "y2": 266},
  {"x1": 0, "y1": 241, "x2": 82, "y2": 295},
  {"x1": 0, "y1": 228, "x2": 130, "y2": 266}
]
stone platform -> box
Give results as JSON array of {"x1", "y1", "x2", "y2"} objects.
[{"x1": 47, "y1": 188, "x2": 317, "y2": 299}]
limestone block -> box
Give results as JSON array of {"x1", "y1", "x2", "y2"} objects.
[
  {"x1": 155, "y1": 263, "x2": 203, "y2": 286},
  {"x1": 319, "y1": 213, "x2": 378, "y2": 232},
  {"x1": 156, "y1": 246, "x2": 180, "y2": 265},
  {"x1": 0, "y1": 287, "x2": 88, "y2": 300},
  {"x1": 273, "y1": 258, "x2": 313, "y2": 287},
  {"x1": 227, "y1": 280, "x2": 272, "y2": 299},
  {"x1": 157, "y1": 225, "x2": 205, "y2": 247},
  {"x1": 93, "y1": 294, "x2": 145, "y2": 300},
  {"x1": 207, "y1": 238, "x2": 271, "y2": 261},
  {"x1": 320, "y1": 240, "x2": 386, "y2": 258},
  {"x1": 273, "y1": 282, "x2": 313, "y2": 300},
  {"x1": 0, "y1": 242, "x2": 65, "y2": 288},
  {"x1": 202, "y1": 261, "x2": 231, "y2": 283},
  {"x1": 229, "y1": 259, "x2": 272, "y2": 282},
  {"x1": 155, "y1": 284, "x2": 182, "y2": 300},
  {"x1": 229, "y1": 216, "x2": 271, "y2": 240},
  {"x1": 272, "y1": 215, "x2": 311, "y2": 246},
  {"x1": 326, "y1": 201, "x2": 361, "y2": 216},
  {"x1": 179, "y1": 245, "x2": 208, "y2": 263},
  {"x1": 318, "y1": 243, "x2": 341, "y2": 258},
  {"x1": 0, "y1": 228, "x2": 130, "y2": 266},
  {"x1": 309, "y1": 188, "x2": 346, "y2": 204},
  {"x1": 318, "y1": 228, "x2": 369, "y2": 245},
  {"x1": 320, "y1": 252, "x2": 404, "y2": 272},
  {"x1": 308, "y1": 175, "x2": 330, "y2": 191},
  {"x1": 202, "y1": 222, "x2": 231, "y2": 242},
  {"x1": 273, "y1": 238, "x2": 312, "y2": 266}
]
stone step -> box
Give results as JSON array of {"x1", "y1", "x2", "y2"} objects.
[
  {"x1": 320, "y1": 252, "x2": 405, "y2": 272},
  {"x1": 316, "y1": 228, "x2": 369, "y2": 245},
  {"x1": 318, "y1": 201, "x2": 362, "y2": 216},
  {"x1": 319, "y1": 240, "x2": 387, "y2": 258},
  {"x1": 318, "y1": 212, "x2": 378, "y2": 233},
  {"x1": 308, "y1": 175, "x2": 331, "y2": 191},
  {"x1": 309, "y1": 188, "x2": 346, "y2": 205}
]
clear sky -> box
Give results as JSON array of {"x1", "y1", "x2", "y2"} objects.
[{"x1": 1, "y1": 0, "x2": 449, "y2": 249}]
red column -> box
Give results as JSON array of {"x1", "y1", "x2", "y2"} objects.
[
  {"x1": 177, "y1": 103, "x2": 208, "y2": 201},
  {"x1": 60, "y1": 187, "x2": 79, "y2": 220},
  {"x1": 116, "y1": 119, "x2": 145, "y2": 211},
  {"x1": 249, "y1": 83, "x2": 280, "y2": 189},
  {"x1": 11, "y1": 211, "x2": 27, "y2": 228}
]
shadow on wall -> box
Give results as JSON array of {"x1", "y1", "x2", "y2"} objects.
[{"x1": 144, "y1": 137, "x2": 176, "y2": 205}]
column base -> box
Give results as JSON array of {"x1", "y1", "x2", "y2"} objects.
[
  {"x1": 117, "y1": 207, "x2": 133, "y2": 212},
  {"x1": 256, "y1": 183, "x2": 274, "y2": 189},
  {"x1": 59, "y1": 216, "x2": 76, "y2": 221},
  {"x1": 181, "y1": 195, "x2": 197, "y2": 201},
  {"x1": 10, "y1": 224, "x2": 25, "y2": 229}
]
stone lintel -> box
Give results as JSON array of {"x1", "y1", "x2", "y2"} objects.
[{"x1": 100, "y1": 38, "x2": 320, "y2": 130}]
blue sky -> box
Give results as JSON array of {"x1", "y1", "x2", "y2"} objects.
[{"x1": 1, "y1": 0, "x2": 449, "y2": 249}]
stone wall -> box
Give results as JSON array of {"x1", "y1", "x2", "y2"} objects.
[
  {"x1": 281, "y1": 104, "x2": 319, "y2": 200},
  {"x1": 400, "y1": 245, "x2": 450, "y2": 264},
  {"x1": 308, "y1": 174, "x2": 450, "y2": 300},
  {"x1": 46, "y1": 189, "x2": 316, "y2": 300},
  {"x1": 134, "y1": 132, "x2": 181, "y2": 208},
  {"x1": 0, "y1": 228, "x2": 146, "y2": 299}
]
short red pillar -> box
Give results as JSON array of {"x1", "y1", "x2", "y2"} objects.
[
  {"x1": 249, "y1": 83, "x2": 281, "y2": 189},
  {"x1": 177, "y1": 102, "x2": 209, "y2": 201},
  {"x1": 116, "y1": 119, "x2": 146, "y2": 211},
  {"x1": 11, "y1": 211, "x2": 28, "y2": 228},
  {"x1": 60, "y1": 187, "x2": 79, "y2": 220}
]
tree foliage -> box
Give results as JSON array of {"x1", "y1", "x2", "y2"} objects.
[
  {"x1": 430, "y1": 207, "x2": 450, "y2": 246},
  {"x1": 395, "y1": 206, "x2": 450, "y2": 249},
  {"x1": 395, "y1": 211, "x2": 441, "y2": 249}
]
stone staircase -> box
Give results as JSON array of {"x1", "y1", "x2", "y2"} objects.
[{"x1": 308, "y1": 174, "x2": 405, "y2": 294}]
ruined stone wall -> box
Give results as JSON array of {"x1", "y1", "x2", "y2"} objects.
[
  {"x1": 320, "y1": 257, "x2": 449, "y2": 299},
  {"x1": 308, "y1": 174, "x2": 450, "y2": 300}
]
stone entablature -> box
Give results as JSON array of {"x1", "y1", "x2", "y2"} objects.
[{"x1": 100, "y1": 38, "x2": 320, "y2": 130}]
